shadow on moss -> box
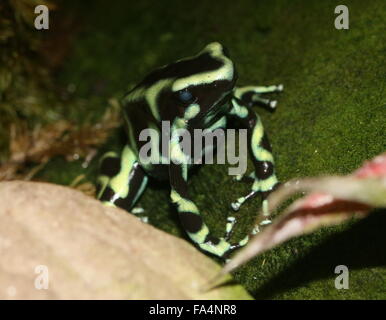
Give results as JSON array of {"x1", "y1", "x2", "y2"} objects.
[{"x1": 253, "y1": 209, "x2": 386, "y2": 299}]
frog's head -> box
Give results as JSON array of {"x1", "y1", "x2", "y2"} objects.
[
  {"x1": 170, "y1": 42, "x2": 237, "y2": 126},
  {"x1": 132, "y1": 42, "x2": 237, "y2": 127}
]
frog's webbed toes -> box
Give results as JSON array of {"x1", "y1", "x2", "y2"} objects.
[
  {"x1": 228, "y1": 235, "x2": 249, "y2": 253},
  {"x1": 251, "y1": 96, "x2": 278, "y2": 110},
  {"x1": 251, "y1": 225, "x2": 260, "y2": 235},
  {"x1": 132, "y1": 206, "x2": 145, "y2": 214},
  {"x1": 132, "y1": 207, "x2": 149, "y2": 223},
  {"x1": 200, "y1": 217, "x2": 250, "y2": 259},
  {"x1": 218, "y1": 234, "x2": 249, "y2": 260},
  {"x1": 224, "y1": 216, "x2": 237, "y2": 240},
  {"x1": 231, "y1": 190, "x2": 258, "y2": 212},
  {"x1": 259, "y1": 199, "x2": 272, "y2": 225},
  {"x1": 231, "y1": 201, "x2": 242, "y2": 211},
  {"x1": 269, "y1": 100, "x2": 278, "y2": 109},
  {"x1": 235, "y1": 83, "x2": 284, "y2": 110},
  {"x1": 139, "y1": 216, "x2": 149, "y2": 223}
]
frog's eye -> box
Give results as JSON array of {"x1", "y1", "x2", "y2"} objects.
[{"x1": 178, "y1": 89, "x2": 195, "y2": 104}]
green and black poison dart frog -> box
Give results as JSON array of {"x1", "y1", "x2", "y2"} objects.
[{"x1": 97, "y1": 42, "x2": 283, "y2": 258}]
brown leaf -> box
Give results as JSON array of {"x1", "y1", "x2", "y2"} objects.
[
  {"x1": 0, "y1": 101, "x2": 121, "y2": 182},
  {"x1": 0, "y1": 181, "x2": 251, "y2": 300}
]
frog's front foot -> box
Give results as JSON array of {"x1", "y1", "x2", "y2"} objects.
[
  {"x1": 252, "y1": 97, "x2": 278, "y2": 110},
  {"x1": 234, "y1": 84, "x2": 284, "y2": 110},
  {"x1": 132, "y1": 207, "x2": 148, "y2": 223},
  {"x1": 224, "y1": 216, "x2": 237, "y2": 240}
]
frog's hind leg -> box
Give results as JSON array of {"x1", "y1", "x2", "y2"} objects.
[
  {"x1": 234, "y1": 84, "x2": 283, "y2": 110},
  {"x1": 97, "y1": 145, "x2": 148, "y2": 219},
  {"x1": 169, "y1": 158, "x2": 249, "y2": 258},
  {"x1": 229, "y1": 100, "x2": 279, "y2": 225}
]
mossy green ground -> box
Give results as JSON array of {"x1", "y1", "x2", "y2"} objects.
[{"x1": 43, "y1": 0, "x2": 386, "y2": 299}]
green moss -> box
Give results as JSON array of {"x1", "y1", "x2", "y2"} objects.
[{"x1": 44, "y1": 0, "x2": 385, "y2": 299}]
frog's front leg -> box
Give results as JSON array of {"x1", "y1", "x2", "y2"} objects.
[
  {"x1": 229, "y1": 99, "x2": 279, "y2": 224},
  {"x1": 234, "y1": 84, "x2": 283, "y2": 109},
  {"x1": 97, "y1": 145, "x2": 148, "y2": 216},
  {"x1": 169, "y1": 133, "x2": 248, "y2": 258}
]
